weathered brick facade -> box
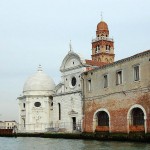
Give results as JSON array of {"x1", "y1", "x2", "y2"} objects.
[{"x1": 82, "y1": 50, "x2": 150, "y2": 133}]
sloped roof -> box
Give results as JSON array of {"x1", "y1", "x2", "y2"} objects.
[
  {"x1": 85, "y1": 59, "x2": 108, "y2": 67},
  {"x1": 84, "y1": 50, "x2": 150, "y2": 73}
]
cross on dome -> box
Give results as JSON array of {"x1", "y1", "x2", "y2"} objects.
[
  {"x1": 101, "y1": 11, "x2": 103, "y2": 21},
  {"x1": 69, "y1": 40, "x2": 73, "y2": 52},
  {"x1": 37, "y1": 65, "x2": 42, "y2": 71}
]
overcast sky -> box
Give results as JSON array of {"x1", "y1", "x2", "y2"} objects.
[{"x1": 0, "y1": 0, "x2": 150, "y2": 121}]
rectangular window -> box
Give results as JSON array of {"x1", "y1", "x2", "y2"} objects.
[
  {"x1": 23, "y1": 103, "x2": 25, "y2": 108},
  {"x1": 116, "y1": 70, "x2": 122, "y2": 85},
  {"x1": 134, "y1": 65, "x2": 140, "y2": 81},
  {"x1": 104, "y1": 74, "x2": 108, "y2": 88},
  {"x1": 88, "y1": 79, "x2": 91, "y2": 91},
  {"x1": 58, "y1": 103, "x2": 61, "y2": 120}
]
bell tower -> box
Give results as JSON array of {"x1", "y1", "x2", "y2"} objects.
[{"x1": 91, "y1": 19, "x2": 115, "y2": 64}]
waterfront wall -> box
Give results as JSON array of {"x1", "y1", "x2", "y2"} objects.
[{"x1": 9, "y1": 132, "x2": 150, "y2": 142}]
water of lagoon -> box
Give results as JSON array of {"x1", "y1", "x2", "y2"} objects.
[{"x1": 0, "y1": 137, "x2": 149, "y2": 150}]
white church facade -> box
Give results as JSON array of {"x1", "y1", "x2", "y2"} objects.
[
  {"x1": 52, "y1": 50, "x2": 88, "y2": 132},
  {"x1": 18, "y1": 48, "x2": 96, "y2": 133}
]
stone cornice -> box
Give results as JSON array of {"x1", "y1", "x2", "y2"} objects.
[
  {"x1": 60, "y1": 64, "x2": 84, "y2": 72},
  {"x1": 17, "y1": 95, "x2": 50, "y2": 99},
  {"x1": 84, "y1": 86, "x2": 150, "y2": 101},
  {"x1": 53, "y1": 90, "x2": 81, "y2": 97}
]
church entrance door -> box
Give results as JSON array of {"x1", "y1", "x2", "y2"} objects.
[{"x1": 72, "y1": 117, "x2": 76, "y2": 130}]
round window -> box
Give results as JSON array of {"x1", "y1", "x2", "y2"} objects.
[
  {"x1": 71, "y1": 77, "x2": 76, "y2": 86},
  {"x1": 34, "y1": 102, "x2": 41, "y2": 107}
]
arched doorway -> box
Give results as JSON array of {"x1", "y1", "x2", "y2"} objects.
[
  {"x1": 131, "y1": 108, "x2": 144, "y2": 126},
  {"x1": 127, "y1": 104, "x2": 147, "y2": 133},
  {"x1": 97, "y1": 111, "x2": 109, "y2": 126},
  {"x1": 93, "y1": 109, "x2": 110, "y2": 132}
]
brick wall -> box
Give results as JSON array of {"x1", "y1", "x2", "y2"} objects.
[
  {"x1": 83, "y1": 92, "x2": 150, "y2": 133},
  {"x1": 0, "y1": 129, "x2": 13, "y2": 135}
]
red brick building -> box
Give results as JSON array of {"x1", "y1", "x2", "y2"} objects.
[{"x1": 81, "y1": 19, "x2": 150, "y2": 133}]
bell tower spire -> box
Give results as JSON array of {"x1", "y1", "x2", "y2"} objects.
[
  {"x1": 101, "y1": 11, "x2": 103, "y2": 21},
  {"x1": 91, "y1": 19, "x2": 115, "y2": 64}
]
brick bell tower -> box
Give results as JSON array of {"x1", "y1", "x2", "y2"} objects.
[{"x1": 91, "y1": 19, "x2": 115, "y2": 64}]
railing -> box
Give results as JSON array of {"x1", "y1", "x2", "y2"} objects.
[{"x1": 92, "y1": 36, "x2": 113, "y2": 42}]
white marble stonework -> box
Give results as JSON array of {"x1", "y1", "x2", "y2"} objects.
[
  {"x1": 18, "y1": 65, "x2": 55, "y2": 132},
  {"x1": 52, "y1": 50, "x2": 87, "y2": 132},
  {"x1": 18, "y1": 49, "x2": 89, "y2": 133}
]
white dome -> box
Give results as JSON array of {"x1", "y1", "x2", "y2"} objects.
[{"x1": 23, "y1": 66, "x2": 55, "y2": 95}]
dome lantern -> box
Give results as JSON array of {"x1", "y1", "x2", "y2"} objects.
[
  {"x1": 37, "y1": 64, "x2": 42, "y2": 71},
  {"x1": 96, "y1": 21, "x2": 109, "y2": 37}
]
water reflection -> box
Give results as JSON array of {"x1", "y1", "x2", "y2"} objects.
[{"x1": 0, "y1": 137, "x2": 149, "y2": 150}]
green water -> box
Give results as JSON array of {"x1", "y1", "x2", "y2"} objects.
[{"x1": 0, "y1": 137, "x2": 149, "y2": 150}]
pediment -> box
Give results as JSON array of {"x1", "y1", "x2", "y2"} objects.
[{"x1": 60, "y1": 51, "x2": 85, "y2": 72}]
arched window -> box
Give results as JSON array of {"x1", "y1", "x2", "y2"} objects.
[
  {"x1": 106, "y1": 45, "x2": 108, "y2": 50},
  {"x1": 106, "y1": 45, "x2": 110, "y2": 53},
  {"x1": 98, "y1": 45, "x2": 100, "y2": 52},
  {"x1": 97, "y1": 111, "x2": 109, "y2": 126},
  {"x1": 58, "y1": 103, "x2": 61, "y2": 120},
  {"x1": 131, "y1": 108, "x2": 144, "y2": 125},
  {"x1": 95, "y1": 45, "x2": 100, "y2": 54}
]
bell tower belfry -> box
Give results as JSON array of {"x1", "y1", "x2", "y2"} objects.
[{"x1": 91, "y1": 18, "x2": 115, "y2": 64}]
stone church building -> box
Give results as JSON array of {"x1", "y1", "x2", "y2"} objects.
[
  {"x1": 18, "y1": 43, "x2": 105, "y2": 133},
  {"x1": 18, "y1": 19, "x2": 150, "y2": 133}
]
